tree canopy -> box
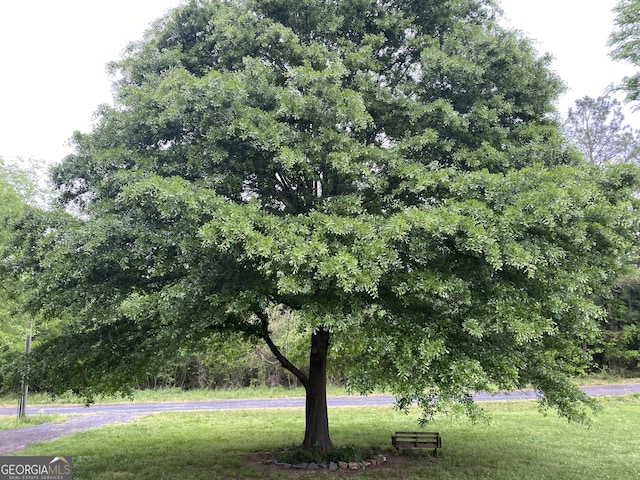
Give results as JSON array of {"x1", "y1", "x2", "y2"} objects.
[{"x1": 10, "y1": 0, "x2": 640, "y2": 453}]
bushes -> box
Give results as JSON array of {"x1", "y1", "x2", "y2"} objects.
[{"x1": 592, "y1": 323, "x2": 640, "y2": 374}]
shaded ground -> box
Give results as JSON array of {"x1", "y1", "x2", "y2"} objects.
[
  {"x1": 247, "y1": 451, "x2": 435, "y2": 478},
  {"x1": 1, "y1": 383, "x2": 639, "y2": 455}
]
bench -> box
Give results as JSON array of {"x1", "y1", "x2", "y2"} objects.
[{"x1": 391, "y1": 431, "x2": 441, "y2": 456}]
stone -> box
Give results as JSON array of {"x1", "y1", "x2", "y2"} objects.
[{"x1": 269, "y1": 455, "x2": 389, "y2": 471}]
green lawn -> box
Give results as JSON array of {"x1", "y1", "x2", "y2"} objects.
[{"x1": 7, "y1": 395, "x2": 640, "y2": 479}]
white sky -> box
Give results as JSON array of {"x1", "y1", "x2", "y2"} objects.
[{"x1": 1, "y1": 0, "x2": 637, "y2": 168}]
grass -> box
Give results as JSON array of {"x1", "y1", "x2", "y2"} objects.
[
  {"x1": 571, "y1": 372, "x2": 640, "y2": 386},
  {"x1": 0, "y1": 414, "x2": 65, "y2": 431},
  {"x1": 7, "y1": 395, "x2": 640, "y2": 479}
]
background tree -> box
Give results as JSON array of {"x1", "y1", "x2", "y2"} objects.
[
  {"x1": 10, "y1": 0, "x2": 640, "y2": 454},
  {"x1": 565, "y1": 95, "x2": 640, "y2": 164},
  {"x1": 0, "y1": 158, "x2": 44, "y2": 391}
]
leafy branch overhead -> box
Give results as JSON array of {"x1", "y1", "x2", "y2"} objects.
[
  {"x1": 7, "y1": 0, "x2": 640, "y2": 452},
  {"x1": 610, "y1": 0, "x2": 640, "y2": 105}
]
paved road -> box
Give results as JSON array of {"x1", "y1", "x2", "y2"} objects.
[{"x1": 1, "y1": 383, "x2": 639, "y2": 454}]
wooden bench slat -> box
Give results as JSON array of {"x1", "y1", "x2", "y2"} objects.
[{"x1": 391, "y1": 431, "x2": 441, "y2": 456}]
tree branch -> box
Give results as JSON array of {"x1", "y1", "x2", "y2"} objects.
[{"x1": 256, "y1": 311, "x2": 309, "y2": 388}]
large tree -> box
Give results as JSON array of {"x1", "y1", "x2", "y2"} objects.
[
  {"x1": 610, "y1": 0, "x2": 640, "y2": 104},
  {"x1": 10, "y1": 0, "x2": 640, "y2": 454}
]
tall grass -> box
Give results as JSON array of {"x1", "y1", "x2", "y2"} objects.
[
  {"x1": 10, "y1": 395, "x2": 640, "y2": 479},
  {"x1": 0, "y1": 414, "x2": 64, "y2": 431},
  {"x1": 0, "y1": 385, "x2": 352, "y2": 407}
]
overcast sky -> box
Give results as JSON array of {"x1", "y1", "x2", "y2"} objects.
[{"x1": 1, "y1": 0, "x2": 637, "y2": 167}]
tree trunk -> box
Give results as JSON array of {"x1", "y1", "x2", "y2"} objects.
[
  {"x1": 258, "y1": 312, "x2": 333, "y2": 454},
  {"x1": 607, "y1": 316, "x2": 621, "y2": 373},
  {"x1": 301, "y1": 327, "x2": 333, "y2": 454}
]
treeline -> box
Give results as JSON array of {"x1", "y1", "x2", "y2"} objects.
[
  {"x1": 142, "y1": 315, "x2": 313, "y2": 390},
  {"x1": 593, "y1": 269, "x2": 640, "y2": 374}
]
